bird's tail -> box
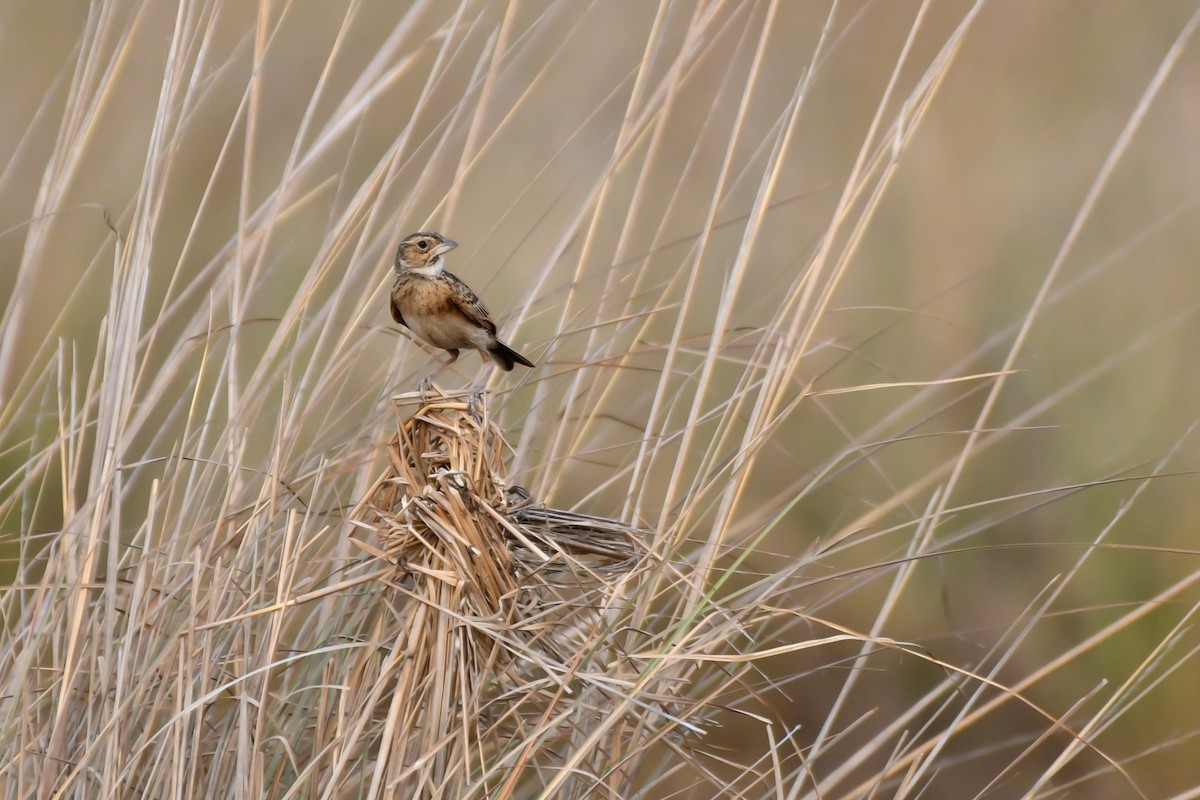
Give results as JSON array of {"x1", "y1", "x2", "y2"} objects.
[{"x1": 488, "y1": 340, "x2": 535, "y2": 371}]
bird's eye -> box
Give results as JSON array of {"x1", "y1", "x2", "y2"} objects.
[{"x1": 417, "y1": 240, "x2": 429, "y2": 250}]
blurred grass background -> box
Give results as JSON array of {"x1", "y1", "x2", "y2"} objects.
[{"x1": 3, "y1": 0, "x2": 1200, "y2": 797}]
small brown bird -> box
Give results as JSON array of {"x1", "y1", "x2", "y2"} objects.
[{"x1": 390, "y1": 231, "x2": 534, "y2": 376}]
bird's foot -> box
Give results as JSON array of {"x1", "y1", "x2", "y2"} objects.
[{"x1": 467, "y1": 387, "x2": 487, "y2": 417}]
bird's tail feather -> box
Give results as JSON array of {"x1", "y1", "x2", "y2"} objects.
[{"x1": 488, "y1": 341, "x2": 535, "y2": 371}]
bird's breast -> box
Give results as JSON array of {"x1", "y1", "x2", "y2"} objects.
[{"x1": 393, "y1": 275, "x2": 490, "y2": 351}]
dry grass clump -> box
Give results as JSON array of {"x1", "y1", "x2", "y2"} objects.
[
  {"x1": 362, "y1": 388, "x2": 645, "y2": 585},
  {"x1": 343, "y1": 387, "x2": 649, "y2": 795}
]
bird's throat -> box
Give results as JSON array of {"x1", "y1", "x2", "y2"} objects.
[{"x1": 408, "y1": 256, "x2": 444, "y2": 277}]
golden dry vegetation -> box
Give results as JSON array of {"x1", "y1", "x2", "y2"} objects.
[{"x1": 2, "y1": 1, "x2": 1200, "y2": 797}]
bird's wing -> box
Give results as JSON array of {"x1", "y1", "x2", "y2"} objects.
[
  {"x1": 389, "y1": 290, "x2": 407, "y2": 326},
  {"x1": 444, "y1": 272, "x2": 497, "y2": 335}
]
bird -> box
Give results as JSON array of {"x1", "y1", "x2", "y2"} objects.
[{"x1": 390, "y1": 231, "x2": 535, "y2": 381}]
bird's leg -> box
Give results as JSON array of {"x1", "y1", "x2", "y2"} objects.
[
  {"x1": 466, "y1": 366, "x2": 491, "y2": 417},
  {"x1": 419, "y1": 350, "x2": 460, "y2": 399},
  {"x1": 467, "y1": 386, "x2": 485, "y2": 417}
]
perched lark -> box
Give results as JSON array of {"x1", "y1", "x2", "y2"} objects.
[{"x1": 390, "y1": 231, "x2": 535, "y2": 377}]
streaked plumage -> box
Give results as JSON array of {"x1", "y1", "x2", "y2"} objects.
[{"x1": 390, "y1": 231, "x2": 534, "y2": 372}]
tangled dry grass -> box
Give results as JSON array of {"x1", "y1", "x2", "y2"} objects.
[{"x1": 344, "y1": 387, "x2": 651, "y2": 795}]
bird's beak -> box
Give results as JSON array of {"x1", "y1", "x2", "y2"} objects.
[{"x1": 431, "y1": 238, "x2": 458, "y2": 257}]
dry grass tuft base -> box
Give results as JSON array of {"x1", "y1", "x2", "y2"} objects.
[{"x1": 343, "y1": 386, "x2": 649, "y2": 794}]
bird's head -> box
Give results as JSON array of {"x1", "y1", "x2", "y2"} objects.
[{"x1": 394, "y1": 231, "x2": 458, "y2": 276}]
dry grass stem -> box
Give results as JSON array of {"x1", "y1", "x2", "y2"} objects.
[{"x1": 3, "y1": 2, "x2": 1199, "y2": 797}]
